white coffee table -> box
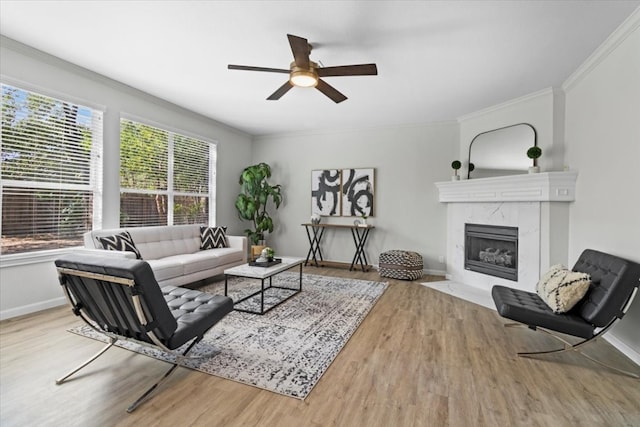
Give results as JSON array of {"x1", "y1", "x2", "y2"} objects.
[{"x1": 223, "y1": 256, "x2": 304, "y2": 314}]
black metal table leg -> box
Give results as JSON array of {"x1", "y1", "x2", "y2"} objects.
[
  {"x1": 304, "y1": 225, "x2": 324, "y2": 266},
  {"x1": 304, "y1": 225, "x2": 314, "y2": 265},
  {"x1": 228, "y1": 261, "x2": 304, "y2": 315},
  {"x1": 350, "y1": 227, "x2": 371, "y2": 271},
  {"x1": 261, "y1": 278, "x2": 265, "y2": 314},
  {"x1": 359, "y1": 228, "x2": 370, "y2": 268},
  {"x1": 298, "y1": 262, "x2": 303, "y2": 291},
  {"x1": 349, "y1": 228, "x2": 358, "y2": 270},
  {"x1": 313, "y1": 227, "x2": 324, "y2": 264}
]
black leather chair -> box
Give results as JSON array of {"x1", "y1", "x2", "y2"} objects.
[
  {"x1": 54, "y1": 253, "x2": 234, "y2": 412},
  {"x1": 492, "y1": 249, "x2": 640, "y2": 378}
]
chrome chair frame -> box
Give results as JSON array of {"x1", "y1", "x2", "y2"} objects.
[
  {"x1": 504, "y1": 286, "x2": 639, "y2": 378},
  {"x1": 55, "y1": 262, "x2": 230, "y2": 413},
  {"x1": 493, "y1": 249, "x2": 640, "y2": 379}
]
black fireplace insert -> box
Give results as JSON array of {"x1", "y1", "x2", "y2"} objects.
[{"x1": 465, "y1": 223, "x2": 518, "y2": 281}]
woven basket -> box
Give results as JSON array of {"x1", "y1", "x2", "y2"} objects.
[{"x1": 379, "y1": 250, "x2": 423, "y2": 281}]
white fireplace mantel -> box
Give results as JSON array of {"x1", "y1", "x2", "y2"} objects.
[
  {"x1": 435, "y1": 170, "x2": 578, "y2": 294},
  {"x1": 435, "y1": 171, "x2": 578, "y2": 203}
]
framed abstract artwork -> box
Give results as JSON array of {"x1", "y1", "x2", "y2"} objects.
[
  {"x1": 311, "y1": 169, "x2": 341, "y2": 216},
  {"x1": 341, "y1": 168, "x2": 374, "y2": 217}
]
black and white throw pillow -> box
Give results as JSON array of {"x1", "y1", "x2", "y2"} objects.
[
  {"x1": 536, "y1": 264, "x2": 591, "y2": 313},
  {"x1": 96, "y1": 231, "x2": 142, "y2": 259},
  {"x1": 200, "y1": 226, "x2": 228, "y2": 250}
]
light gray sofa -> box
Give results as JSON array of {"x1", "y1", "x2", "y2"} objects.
[{"x1": 83, "y1": 224, "x2": 247, "y2": 287}]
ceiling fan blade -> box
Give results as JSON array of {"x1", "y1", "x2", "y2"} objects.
[
  {"x1": 316, "y1": 79, "x2": 347, "y2": 103},
  {"x1": 287, "y1": 34, "x2": 310, "y2": 69},
  {"x1": 267, "y1": 81, "x2": 294, "y2": 100},
  {"x1": 228, "y1": 64, "x2": 290, "y2": 74},
  {"x1": 317, "y1": 64, "x2": 378, "y2": 77}
]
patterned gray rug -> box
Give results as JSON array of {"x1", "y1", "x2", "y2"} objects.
[{"x1": 69, "y1": 272, "x2": 387, "y2": 400}]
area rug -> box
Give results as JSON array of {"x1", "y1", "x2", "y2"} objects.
[{"x1": 69, "y1": 272, "x2": 387, "y2": 399}]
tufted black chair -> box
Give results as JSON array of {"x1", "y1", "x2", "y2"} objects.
[
  {"x1": 492, "y1": 249, "x2": 640, "y2": 378},
  {"x1": 55, "y1": 253, "x2": 233, "y2": 412}
]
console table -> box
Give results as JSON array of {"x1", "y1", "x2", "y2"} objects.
[{"x1": 301, "y1": 223, "x2": 374, "y2": 272}]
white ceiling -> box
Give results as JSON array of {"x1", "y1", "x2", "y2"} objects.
[{"x1": 1, "y1": 1, "x2": 638, "y2": 136}]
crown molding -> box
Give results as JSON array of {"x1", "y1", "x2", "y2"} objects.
[
  {"x1": 253, "y1": 119, "x2": 459, "y2": 140},
  {"x1": 562, "y1": 7, "x2": 640, "y2": 92},
  {"x1": 457, "y1": 87, "x2": 555, "y2": 123}
]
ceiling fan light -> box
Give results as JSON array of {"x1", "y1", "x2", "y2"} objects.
[{"x1": 290, "y1": 70, "x2": 318, "y2": 87}]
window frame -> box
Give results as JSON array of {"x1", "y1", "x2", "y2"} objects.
[
  {"x1": 119, "y1": 113, "x2": 217, "y2": 228},
  {"x1": 0, "y1": 77, "x2": 105, "y2": 262}
]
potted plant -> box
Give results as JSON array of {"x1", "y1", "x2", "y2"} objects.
[
  {"x1": 451, "y1": 160, "x2": 462, "y2": 181},
  {"x1": 235, "y1": 163, "x2": 283, "y2": 254},
  {"x1": 527, "y1": 146, "x2": 542, "y2": 173}
]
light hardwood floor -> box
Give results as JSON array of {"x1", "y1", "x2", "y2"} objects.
[{"x1": 1, "y1": 266, "x2": 639, "y2": 426}]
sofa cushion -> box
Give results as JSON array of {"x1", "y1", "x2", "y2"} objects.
[
  {"x1": 128, "y1": 225, "x2": 201, "y2": 260},
  {"x1": 96, "y1": 231, "x2": 142, "y2": 259},
  {"x1": 536, "y1": 264, "x2": 591, "y2": 313},
  {"x1": 182, "y1": 248, "x2": 244, "y2": 275},
  {"x1": 200, "y1": 226, "x2": 228, "y2": 250},
  {"x1": 145, "y1": 258, "x2": 185, "y2": 282}
]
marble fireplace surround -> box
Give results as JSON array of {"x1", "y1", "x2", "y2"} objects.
[{"x1": 431, "y1": 172, "x2": 578, "y2": 306}]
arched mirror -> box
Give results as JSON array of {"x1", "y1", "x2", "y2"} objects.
[{"x1": 467, "y1": 123, "x2": 537, "y2": 179}]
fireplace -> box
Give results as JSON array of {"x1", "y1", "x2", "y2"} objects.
[
  {"x1": 465, "y1": 223, "x2": 518, "y2": 281},
  {"x1": 436, "y1": 172, "x2": 577, "y2": 292}
]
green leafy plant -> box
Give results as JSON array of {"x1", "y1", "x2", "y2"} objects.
[
  {"x1": 451, "y1": 160, "x2": 462, "y2": 176},
  {"x1": 527, "y1": 146, "x2": 542, "y2": 167},
  {"x1": 265, "y1": 247, "x2": 275, "y2": 259},
  {"x1": 235, "y1": 163, "x2": 283, "y2": 245}
]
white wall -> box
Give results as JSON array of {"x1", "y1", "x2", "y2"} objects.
[
  {"x1": 563, "y1": 13, "x2": 640, "y2": 359},
  {"x1": 252, "y1": 123, "x2": 458, "y2": 273},
  {"x1": 0, "y1": 36, "x2": 252, "y2": 319}
]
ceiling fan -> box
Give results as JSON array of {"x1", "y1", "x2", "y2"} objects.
[{"x1": 228, "y1": 34, "x2": 377, "y2": 103}]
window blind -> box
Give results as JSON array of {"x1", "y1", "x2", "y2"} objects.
[
  {"x1": 119, "y1": 118, "x2": 213, "y2": 227},
  {"x1": 1, "y1": 83, "x2": 103, "y2": 255}
]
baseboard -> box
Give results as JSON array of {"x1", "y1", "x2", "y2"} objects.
[
  {"x1": 308, "y1": 260, "x2": 375, "y2": 272},
  {"x1": 0, "y1": 297, "x2": 66, "y2": 321},
  {"x1": 603, "y1": 334, "x2": 640, "y2": 366},
  {"x1": 303, "y1": 262, "x2": 444, "y2": 278}
]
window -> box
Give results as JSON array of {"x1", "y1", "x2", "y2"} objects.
[
  {"x1": 119, "y1": 118, "x2": 215, "y2": 227},
  {"x1": 0, "y1": 83, "x2": 103, "y2": 255}
]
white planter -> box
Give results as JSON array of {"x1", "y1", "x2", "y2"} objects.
[
  {"x1": 452, "y1": 175, "x2": 460, "y2": 181},
  {"x1": 528, "y1": 166, "x2": 540, "y2": 174}
]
